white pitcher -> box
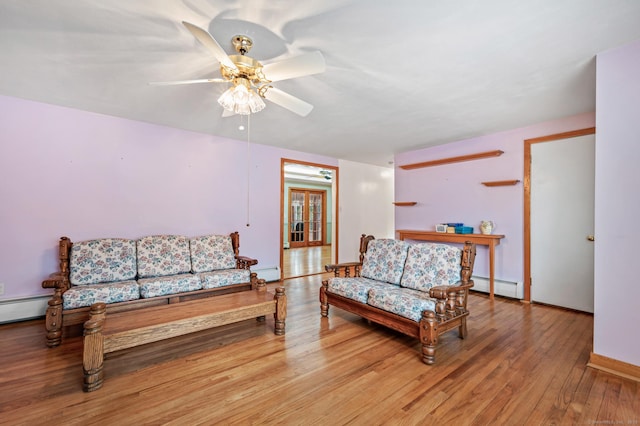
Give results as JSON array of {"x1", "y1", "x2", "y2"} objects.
[{"x1": 480, "y1": 220, "x2": 494, "y2": 235}]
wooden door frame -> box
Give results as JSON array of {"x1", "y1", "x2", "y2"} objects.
[
  {"x1": 281, "y1": 158, "x2": 339, "y2": 280},
  {"x1": 523, "y1": 127, "x2": 595, "y2": 302},
  {"x1": 287, "y1": 187, "x2": 327, "y2": 247}
]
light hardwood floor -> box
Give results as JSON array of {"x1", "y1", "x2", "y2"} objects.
[
  {"x1": 1, "y1": 276, "x2": 638, "y2": 425},
  {"x1": 282, "y1": 245, "x2": 331, "y2": 279}
]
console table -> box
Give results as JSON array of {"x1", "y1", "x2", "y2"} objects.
[{"x1": 396, "y1": 230, "x2": 505, "y2": 300}]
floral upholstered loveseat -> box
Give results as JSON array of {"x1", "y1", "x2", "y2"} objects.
[
  {"x1": 320, "y1": 235, "x2": 476, "y2": 364},
  {"x1": 42, "y1": 232, "x2": 260, "y2": 347}
]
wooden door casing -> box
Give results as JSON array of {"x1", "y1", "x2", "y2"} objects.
[{"x1": 523, "y1": 127, "x2": 595, "y2": 310}]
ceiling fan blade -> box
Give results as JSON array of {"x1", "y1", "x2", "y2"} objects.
[
  {"x1": 262, "y1": 51, "x2": 326, "y2": 82},
  {"x1": 263, "y1": 87, "x2": 314, "y2": 117},
  {"x1": 149, "y1": 78, "x2": 226, "y2": 86},
  {"x1": 182, "y1": 21, "x2": 238, "y2": 72}
]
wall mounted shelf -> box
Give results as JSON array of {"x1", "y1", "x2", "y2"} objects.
[
  {"x1": 481, "y1": 180, "x2": 520, "y2": 187},
  {"x1": 399, "y1": 150, "x2": 504, "y2": 170},
  {"x1": 392, "y1": 202, "x2": 417, "y2": 206}
]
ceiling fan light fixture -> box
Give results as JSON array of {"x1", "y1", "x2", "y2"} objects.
[
  {"x1": 218, "y1": 78, "x2": 265, "y2": 115},
  {"x1": 218, "y1": 87, "x2": 237, "y2": 111},
  {"x1": 247, "y1": 89, "x2": 266, "y2": 113},
  {"x1": 158, "y1": 24, "x2": 325, "y2": 117}
]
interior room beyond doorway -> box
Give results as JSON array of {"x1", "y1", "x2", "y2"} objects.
[
  {"x1": 281, "y1": 160, "x2": 337, "y2": 280},
  {"x1": 283, "y1": 245, "x2": 331, "y2": 279}
]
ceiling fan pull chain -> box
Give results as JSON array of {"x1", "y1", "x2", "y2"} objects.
[{"x1": 246, "y1": 114, "x2": 251, "y2": 228}]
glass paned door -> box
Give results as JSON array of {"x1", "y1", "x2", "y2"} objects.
[
  {"x1": 290, "y1": 191, "x2": 306, "y2": 246},
  {"x1": 289, "y1": 189, "x2": 325, "y2": 248},
  {"x1": 308, "y1": 192, "x2": 323, "y2": 245}
]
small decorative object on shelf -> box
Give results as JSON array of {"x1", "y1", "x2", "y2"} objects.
[
  {"x1": 455, "y1": 226, "x2": 473, "y2": 234},
  {"x1": 445, "y1": 223, "x2": 463, "y2": 233},
  {"x1": 435, "y1": 224, "x2": 447, "y2": 233},
  {"x1": 480, "y1": 220, "x2": 495, "y2": 235}
]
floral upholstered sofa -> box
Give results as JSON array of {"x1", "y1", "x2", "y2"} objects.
[
  {"x1": 42, "y1": 232, "x2": 260, "y2": 347},
  {"x1": 320, "y1": 235, "x2": 476, "y2": 364}
]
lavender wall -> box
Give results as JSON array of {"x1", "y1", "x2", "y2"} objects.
[
  {"x1": 0, "y1": 95, "x2": 337, "y2": 300},
  {"x1": 594, "y1": 40, "x2": 640, "y2": 367},
  {"x1": 394, "y1": 112, "x2": 595, "y2": 284}
]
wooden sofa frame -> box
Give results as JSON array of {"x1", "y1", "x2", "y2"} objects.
[
  {"x1": 42, "y1": 231, "x2": 260, "y2": 347},
  {"x1": 320, "y1": 235, "x2": 476, "y2": 365}
]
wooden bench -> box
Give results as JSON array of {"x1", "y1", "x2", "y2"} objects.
[{"x1": 82, "y1": 287, "x2": 286, "y2": 392}]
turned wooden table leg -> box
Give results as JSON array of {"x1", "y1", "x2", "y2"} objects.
[
  {"x1": 83, "y1": 303, "x2": 107, "y2": 392},
  {"x1": 489, "y1": 241, "x2": 496, "y2": 301},
  {"x1": 274, "y1": 287, "x2": 287, "y2": 336},
  {"x1": 320, "y1": 281, "x2": 329, "y2": 317},
  {"x1": 459, "y1": 316, "x2": 468, "y2": 339},
  {"x1": 255, "y1": 277, "x2": 267, "y2": 292},
  {"x1": 256, "y1": 279, "x2": 268, "y2": 322}
]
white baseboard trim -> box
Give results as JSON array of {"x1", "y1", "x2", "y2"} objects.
[
  {"x1": 0, "y1": 295, "x2": 49, "y2": 324},
  {"x1": 254, "y1": 266, "x2": 281, "y2": 282},
  {"x1": 471, "y1": 276, "x2": 523, "y2": 299}
]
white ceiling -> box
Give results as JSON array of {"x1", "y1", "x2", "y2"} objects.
[
  {"x1": 2, "y1": 1, "x2": 639, "y2": 167},
  {"x1": 284, "y1": 163, "x2": 333, "y2": 186}
]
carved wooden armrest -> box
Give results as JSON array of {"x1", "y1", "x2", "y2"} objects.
[
  {"x1": 429, "y1": 281, "x2": 474, "y2": 321},
  {"x1": 236, "y1": 255, "x2": 258, "y2": 269},
  {"x1": 324, "y1": 261, "x2": 362, "y2": 277},
  {"x1": 42, "y1": 272, "x2": 67, "y2": 289},
  {"x1": 429, "y1": 281, "x2": 474, "y2": 297}
]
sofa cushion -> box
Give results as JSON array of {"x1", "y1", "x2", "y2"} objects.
[
  {"x1": 400, "y1": 243, "x2": 462, "y2": 292},
  {"x1": 327, "y1": 277, "x2": 395, "y2": 304},
  {"x1": 190, "y1": 235, "x2": 237, "y2": 273},
  {"x1": 69, "y1": 238, "x2": 137, "y2": 285},
  {"x1": 198, "y1": 269, "x2": 251, "y2": 289},
  {"x1": 63, "y1": 281, "x2": 140, "y2": 309},
  {"x1": 368, "y1": 287, "x2": 437, "y2": 322},
  {"x1": 360, "y1": 239, "x2": 410, "y2": 285},
  {"x1": 138, "y1": 273, "x2": 202, "y2": 298},
  {"x1": 136, "y1": 235, "x2": 191, "y2": 278}
]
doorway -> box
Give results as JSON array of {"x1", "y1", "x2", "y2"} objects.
[
  {"x1": 288, "y1": 188, "x2": 326, "y2": 248},
  {"x1": 281, "y1": 159, "x2": 338, "y2": 280},
  {"x1": 524, "y1": 127, "x2": 595, "y2": 312}
]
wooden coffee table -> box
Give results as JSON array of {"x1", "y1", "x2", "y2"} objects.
[{"x1": 82, "y1": 287, "x2": 286, "y2": 392}]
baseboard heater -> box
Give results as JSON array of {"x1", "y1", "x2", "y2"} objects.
[
  {"x1": 0, "y1": 295, "x2": 49, "y2": 324},
  {"x1": 470, "y1": 275, "x2": 523, "y2": 299},
  {"x1": 254, "y1": 266, "x2": 281, "y2": 282}
]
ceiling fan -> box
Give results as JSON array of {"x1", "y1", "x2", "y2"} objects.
[{"x1": 151, "y1": 21, "x2": 326, "y2": 117}]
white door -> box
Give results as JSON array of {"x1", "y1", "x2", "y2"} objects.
[{"x1": 530, "y1": 134, "x2": 595, "y2": 312}]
